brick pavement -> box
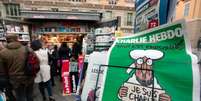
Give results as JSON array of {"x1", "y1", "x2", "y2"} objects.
[{"x1": 33, "y1": 77, "x2": 76, "y2": 101}]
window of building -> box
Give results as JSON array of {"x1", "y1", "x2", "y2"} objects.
[
  {"x1": 125, "y1": 0, "x2": 134, "y2": 3},
  {"x1": 90, "y1": 10, "x2": 98, "y2": 12},
  {"x1": 51, "y1": 8, "x2": 59, "y2": 12},
  {"x1": 31, "y1": 7, "x2": 37, "y2": 11},
  {"x1": 126, "y1": 13, "x2": 133, "y2": 26},
  {"x1": 109, "y1": 0, "x2": 118, "y2": 4},
  {"x1": 72, "y1": 9, "x2": 79, "y2": 11},
  {"x1": 68, "y1": 0, "x2": 86, "y2": 2},
  {"x1": 104, "y1": 11, "x2": 112, "y2": 20},
  {"x1": 184, "y1": 2, "x2": 190, "y2": 17},
  {"x1": 5, "y1": 3, "x2": 20, "y2": 17}
]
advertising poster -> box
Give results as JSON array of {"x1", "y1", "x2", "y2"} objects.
[
  {"x1": 100, "y1": 21, "x2": 200, "y2": 101},
  {"x1": 61, "y1": 60, "x2": 72, "y2": 95},
  {"x1": 134, "y1": 0, "x2": 169, "y2": 33},
  {"x1": 81, "y1": 51, "x2": 107, "y2": 101}
]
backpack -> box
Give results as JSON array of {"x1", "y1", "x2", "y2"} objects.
[{"x1": 24, "y1": 47, "x2": 40, "y2": 77}]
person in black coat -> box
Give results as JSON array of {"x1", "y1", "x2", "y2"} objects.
[
  {"x1": 72, "y1": 36, "x2": 83, "y2": 60},
  {"x1": 49, "y1": 45, "x2": 59, "y2": 86},
  {"x1": 58, "y1": 42, "x2": 71, "y2": 81}
]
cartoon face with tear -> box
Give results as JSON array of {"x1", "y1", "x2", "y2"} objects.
[{"x1": 118, "y1": 50, "x2": 171, "y2": 101}]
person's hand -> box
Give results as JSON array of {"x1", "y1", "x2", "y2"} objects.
[
  {"x1": 118, "y1": 86, "x2": 128, "y2": 98},
  {"x1": 159, "y1": 93, "x2": 171, "y2": 101}
]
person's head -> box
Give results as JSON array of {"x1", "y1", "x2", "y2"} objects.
[
  {"x1": 61, "y1": 42, "x2": 68, "y2": 48},
  {"x1": 20, "y1": 41, "x2": 28, "y2": 46},
  {"x1": 6, "y1": 33, "x2": 18, "y2": 43},
  {"x1": 71, "y1": 57, "x2": 76, "y2": 62},
  {"x1": 54, "y1": 45, "x2": 57, "y2": 50},
  {"x1": 31, "y1": 40, "x2": 42, "y2": 51}
]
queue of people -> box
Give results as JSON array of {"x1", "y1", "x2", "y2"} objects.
[{"x1": 0, "y1": 34, "x2": 82, "y2": 101}]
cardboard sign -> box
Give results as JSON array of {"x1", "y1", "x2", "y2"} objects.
[
  {"x1": 100, "y1": 21, "x2": 200, "y2": 101},
  {"x1": 120, "y1": 83, "x2": 165, "y2": 101},
  {"x1": 62, "y1": 60, "x2": 72, "y2": 95}
]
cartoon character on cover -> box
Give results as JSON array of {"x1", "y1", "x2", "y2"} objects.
[{"x1": 118, "y1": 50, "x2": 171, "y2": 101}]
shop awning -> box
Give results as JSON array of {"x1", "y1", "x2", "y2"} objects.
[{"x1": 21, "y1": 10, "x2": 101, "y2": 21}]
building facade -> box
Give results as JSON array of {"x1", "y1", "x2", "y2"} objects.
[
  {"x1": 174, "y1": 0, "x2": 201, "y2": 49},
  {"x1": 0, "y1": 0, "x2": 134, "y2": 45}
]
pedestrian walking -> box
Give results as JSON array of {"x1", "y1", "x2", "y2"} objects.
[
  {"x1": 69, "y1": 57, "x2": 79, "y2": 93},
  {"x1": 31, "y1": 40, "x2": 55, "y2": 101},
  {"x1": 72, "y1": 38, "x2": 82, "y2": 60},
  {"x1": 58, "y1": 42, "x2": 71, "y2": 81},
  {"x1": 49, "y1": 45, "x2": 59, "y2": 86},
  {"x1": 0, "y1": 33, "x2": 34, "y2": 101}
]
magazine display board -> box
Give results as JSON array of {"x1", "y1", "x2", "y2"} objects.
[{"x1": 100, "y1": 21, "x2": 200, "y2": 101}]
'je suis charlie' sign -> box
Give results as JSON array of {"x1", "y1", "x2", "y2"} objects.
[{"x1": 100, "y1": 21, "x2": 200, "y2": 101}]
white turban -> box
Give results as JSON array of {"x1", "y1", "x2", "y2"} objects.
[
  {"x1": 130, "y1": 50, "x2": 164, "y2": 60},
  {"x1": 127, "y1": 50, "x2": 163, "y2": 74}
]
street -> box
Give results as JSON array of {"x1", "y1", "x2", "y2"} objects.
[{"x1": 33, "y1": 77, "x2": 76, "y2": 101}]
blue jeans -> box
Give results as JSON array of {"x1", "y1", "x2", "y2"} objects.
[
  {"x1": 38, "y1": 80, "x2": 53, "y2": 98},
  {"x1": 14, "y1": 83, "x2": 34, "y2": 101}
]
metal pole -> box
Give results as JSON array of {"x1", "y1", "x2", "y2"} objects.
[
  {"x1": 94, "y1": 65, "x2": 102, "y2": 101},
  {"x1": 152, "y1": 69, "x2": 154, "y2": 101}
]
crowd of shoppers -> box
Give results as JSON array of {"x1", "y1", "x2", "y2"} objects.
[{"x1": 0, "y1": 33, "x2": 83, "y2": 101}]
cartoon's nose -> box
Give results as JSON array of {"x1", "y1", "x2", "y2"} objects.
[{"x1": 142, "y1": 63, "x2": 147, "y2": 69}]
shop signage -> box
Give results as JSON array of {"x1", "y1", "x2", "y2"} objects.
[
  {"x1": 100, "y1": 21, "x2": 200, "y2": 101},
  {"x1": 62, "y1": 60, "x2": 72, "y2": 95},
  {"x1": 134, "y1": 0, "x2": 169, "y2": 33},
  {"x1": 22, "y1": 11, "x2": 100, "y2": 21}
]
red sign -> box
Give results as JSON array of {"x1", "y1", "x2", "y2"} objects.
[
  {"x1": 61, "y1": 60, "x2": 72, "y2": 95},
  {"x1": 148, "y1": 19, "x2": 159, "y2": 29},
  {"x1": 78, "y1": 55, "x2": 84, "y2": 70}
]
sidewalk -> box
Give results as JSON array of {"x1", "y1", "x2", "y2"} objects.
[{"x1": 33, "y1": 77, "x2": 76, "y2": 101}]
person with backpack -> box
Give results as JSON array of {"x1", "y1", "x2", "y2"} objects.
[
  {"x1": 0, "y1": 33, "x2": 35, "y2": 101},
  {"x1": 31, "y1": 40, "x2": 55, "y2": 101}
]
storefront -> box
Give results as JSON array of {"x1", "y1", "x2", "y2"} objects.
[
  {"x1": 30, "y1": 20, "x2": 92, "y2": 47},
  {"x1": 21, "y1": 10, "x2": 101, "y2": 47}
]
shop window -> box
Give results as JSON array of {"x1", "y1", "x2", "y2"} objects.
[
  {"x1": 184, "y1": 2, "x2": 190, "y2": 17},
  {"x1": 5, "y1": 3, "x2": 20, "y2": 17}
]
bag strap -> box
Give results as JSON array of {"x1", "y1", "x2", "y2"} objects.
[{"x1": 24, "y1": 46, "x2": 29, "y2": 68}]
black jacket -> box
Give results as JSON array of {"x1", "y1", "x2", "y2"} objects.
[{"x1": 58, "y1": 47, "x2": 71, "y2": 60}]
